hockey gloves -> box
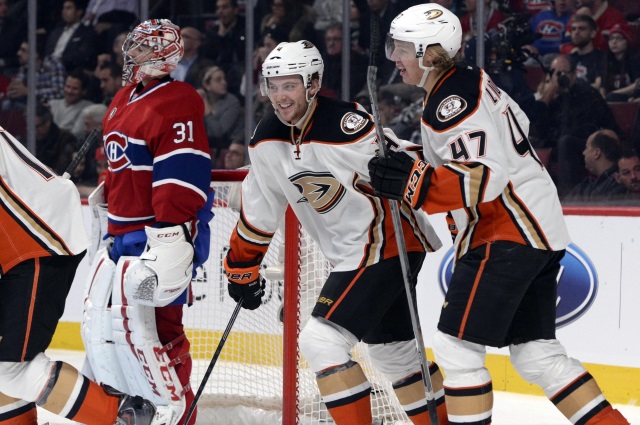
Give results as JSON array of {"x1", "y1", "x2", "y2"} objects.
[
  {"x1": 224, "y1": 252, "x2": 266, "y2": 310},
  {"x1": 368, "y1": 150, "x2": 432, "y2": 209}
]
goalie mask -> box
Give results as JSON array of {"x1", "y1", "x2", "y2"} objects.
[
  {"x1": 122, "y1": 19, "x2": 184, "y2": 86},
  {"x1": 260, "y1": 40, "x2": 324, "y2": 127},
  {"x1": 386, "y1": 4, "x2": 462, "y2": 87}
]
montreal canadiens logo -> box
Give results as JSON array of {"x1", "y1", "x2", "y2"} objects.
[
  {"x1": 437, "y1": 95, "x2": 466, "y2": 122},
  {"x1": 104, "y1": 131, "x2": 131, "y2": 171},
  {"x1": 341, "y1": 112, "x2": 368, "y2": 134},
  {"x1": 437, "y1": 243, "x2": 598, "y2": 328}
]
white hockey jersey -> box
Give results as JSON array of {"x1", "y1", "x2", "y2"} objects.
[
  {"x1": 419, "y1": 65, "x2": 571, "y2": 259},
  {"x1": 0, "y1": 127, "x2": 90, "y2": 275},
  {"x1": 229, "y1": 97, "x2": 442, "y2": 271}
]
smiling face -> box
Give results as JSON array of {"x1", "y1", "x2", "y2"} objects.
[
  {"x1": 388, "y1": 39, "x2": 422, "y2": 85},
  {"x1": 266, "y1": 75, "x2": 318, "y2": 124}
]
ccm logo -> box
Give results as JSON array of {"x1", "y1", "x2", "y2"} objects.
[
  {"x1": 158, "y1": 231, "x2": 180, "y2": 238},
  {"x1": 437, "y1": 243, "x2": 598, "y2": 328}
]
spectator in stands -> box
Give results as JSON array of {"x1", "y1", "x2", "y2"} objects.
[
  {"x1": 377, "y1": 89, "x2": 402, "y2": 126},
  {"x1": 564, "y1": 129, "x2": 626, "y2": 201},
  {"x1": 201, "y1": 0, "x2": 247, "y2": 96},
  {"x1": 94, "y1": 61, "x2": 122, "y2": 105},
  {"x1": 312, "y1": 0, "x2": 342, "y2": 37},
  {"x1": 44, "y1": 0, "x2": 98, "y2": 72},
  {"x1": 34, "y1": 103, "x2": 78, "y2": 176},
  {"x1": 76, "y1": 102, "x2": 107, "y2": 189},
  {"x1": 223, "y1": 140, "x2": 247, "y2": 169},
  {"x1": 171, "y1": 26, "x2": 213, "y2": 89},
  {"x1": 615, "y1": 149, "x2": 640, "y2": 198},
  {"x1": 0, "y1": 0, "x2": 26, "y2": 74},
  {"x1": 321, "y1": 22, "x2": 368, "y2": 100},
  {"x1": 531, "y1": 54, "x2": 620, "y2": 193},
  {"x1": 356, "y1": 0, "x2": 403, "y2": 85},
  {"x1": 198, "y1": 65, "x2": 244, "y2": 168},
  {"x1": 260, "y1": 0, "x2": 317, "y2": 45},
  {"x1": 5, "y1": 40, "x2": 65, "y2": 110},
  {"x1": 568, "y1": 14, "x2": 606, "y2": 88},
  {"x1": 49, "y1": 70, "x2": 95, "y2": 139},
  {"x1": 603, "y1": 23, "x2": 640, "y2": 101},
  {"x1": 569, "y1": 0, "x2": 627, "y2": 51},
  {"x1": 460, "y1": 0, "x2": 507, "y2": 37},
  {"x1": 526, "y1": 0, "x2": 575, "y2": 60},
  {"x1": 83, "y1": 0, "x2": 139, "y2": 26}
]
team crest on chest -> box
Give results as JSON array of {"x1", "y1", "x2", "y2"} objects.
[
  {"x1": 290, "y1": 171, "x2": 346, "y2": 214},
  {"x1": 437, "y1": 95, "x2": 467, "y2": 122},
  {"x1": 341, "y1": 112, "x2": 368, "y2": 134}
]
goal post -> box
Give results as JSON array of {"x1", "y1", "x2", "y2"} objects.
[{"x1": 183, "y1": 169, "x2": 410, "y2": 424}]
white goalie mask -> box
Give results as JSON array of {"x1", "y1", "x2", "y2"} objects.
[
  {"x1": 386, "y1": 4, "x2": 462, "y2": 86},
  {"x1": 260, "y1": 40, "x2": 324, "y2": 127},
  {"x1": 122, "y1": 19, "x2": 184, "y2": 86}
]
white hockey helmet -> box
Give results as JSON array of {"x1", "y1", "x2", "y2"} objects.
[
  {"x1": 386, "y1": 4, "x2": 462, "y2": 60},
  {"x1": 260, "y1": 40, "x2": 324, "y2": 96},
  {"x1": 122, "y1": 19, "x2": 184, "y2": 85}
]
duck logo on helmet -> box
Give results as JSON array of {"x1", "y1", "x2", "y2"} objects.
[{"x1": 424, "y1": 9, "x2": 444, "y2": 19}]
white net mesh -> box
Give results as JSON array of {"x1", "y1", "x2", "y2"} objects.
[{"x1": 183, "y1": 171, "x2": 410, "y2": 424}]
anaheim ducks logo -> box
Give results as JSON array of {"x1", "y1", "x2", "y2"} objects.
[
  {"x1": 341, "y1": 112, "x2": 368, "y2": 134},
  {"x1": 290, "y1": 171, "x2": 346, "y2": 214},
  {"x1": 436, "y1": 95, "x2": 467, "y2": 122},
  {"x1": 424, "y1": 9, "x2": 444, "y2": 19}
]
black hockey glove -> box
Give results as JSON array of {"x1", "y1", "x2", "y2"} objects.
[
  {"x1": 368, "y1": 150, "x2": 433, "y2": 209},
  {"x1": 224, "y1": 253, "x2": 266, "y2": 310}
]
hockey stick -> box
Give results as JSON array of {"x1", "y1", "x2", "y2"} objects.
[
  {"x1": 62, "y1": 128, "x2": 101, "y2": 179},
  {"x1": 367, "y1": 13, "x2": 440, "y2": 424},
  {"x1": 182, "y1": 298, "x2": 244, "y2": 425}
]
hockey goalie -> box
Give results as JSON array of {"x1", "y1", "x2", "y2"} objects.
[{"x1": 80, "y1": 19, "x2": 214, "y2": 425}]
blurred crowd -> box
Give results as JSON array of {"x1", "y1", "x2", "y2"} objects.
[{"x1": 2, "y1": 0, "x2": 639, "y2": 204}]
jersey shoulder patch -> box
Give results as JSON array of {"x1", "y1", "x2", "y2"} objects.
[
  {"x1": 425, "y1": 65, "x2": 481, "y2": 132},
  {"x1": 307, "y1": 97, "x2": 373, "y2": 143}
]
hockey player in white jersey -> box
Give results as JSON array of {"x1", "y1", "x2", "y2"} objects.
[
  {"x1": 223, "y1": 40, "x2": 448, "y2": 424},
  {"x1": 368, "y1": 4, "x2": 629, "y2": 425},
  {"x1": 0, "y1": 127, "x2": 156, "y2": 425}
]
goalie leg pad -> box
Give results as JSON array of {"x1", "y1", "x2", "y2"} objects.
[
  {"x1": 80, "y1": 248, "x2": 131, "y2": 393},
  {"x1": 299, "y1": 316, "x2": 358, "y2": 372},
  {"x1": 124, "y1": 223, "x2": 194, "y2": 307},
  {"x1": 112, "y1": 257, "x2": 187, "y2": 425}
]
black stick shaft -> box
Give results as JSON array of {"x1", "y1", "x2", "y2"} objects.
[
  {"x1": 182, "y1": 299, "x2": 243, "y2": 425},
  {"x1": 62, "y1": 128, "x2": 101, "y2": 179}
]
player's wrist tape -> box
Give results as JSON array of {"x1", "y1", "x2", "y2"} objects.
[
  {"x1": 403, "y1": 160, "x2": 432, "y2": 209},
  {"x1": 224, "y1": 256, "x2": 261, "y2": 285}
]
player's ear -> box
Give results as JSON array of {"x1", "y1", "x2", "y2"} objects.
[{"x1": 309, "y1": 78, "x2": 320, "y2": 97}]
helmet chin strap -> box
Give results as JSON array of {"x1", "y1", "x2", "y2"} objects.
[{"x1": 416, "y1": 60, "x2": 434, "y2": 88}]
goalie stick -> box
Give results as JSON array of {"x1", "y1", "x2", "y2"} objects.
[
  {"x1": 62, "y1": 128, "x2": 101, "y2": 179},
  {"x1": 366, "y1": 13, "x2": 440, "y2": 425},
  {"x1": 182, "y1": 298, "x2": 244, "y2": 425}
]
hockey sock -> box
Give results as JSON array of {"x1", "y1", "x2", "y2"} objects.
[
  {"x1": 0, "y1": 394, "x2": 37, "y2": 425},
  {"x1": 316, "y1": 361, "x2": 373, "y2": 425},
  {"x1": 392, "y1": 363, "x2": 449, "y2": 425},
  {"x1": 36, "y1": 362, "x2": 119, "y2": 425}
]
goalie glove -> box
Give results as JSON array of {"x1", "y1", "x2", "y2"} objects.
[
  {"x1": 368, "y1": 150, "x2": 433, "y2": 209},
  {"x1": 124, "y1": 223, "x2": 194, "y2": 306},
  {"x1": 223, "y1": 252, "x2": 266, "y2": 310}
]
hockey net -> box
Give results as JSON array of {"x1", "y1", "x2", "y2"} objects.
[{"x1": 183, "y1": 169, "x2": 409, "y2": 424}]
